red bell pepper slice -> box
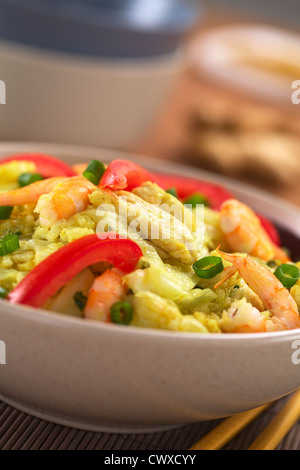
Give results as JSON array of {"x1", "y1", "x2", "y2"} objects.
[
  {"x1": 155, "y1": 173, "x2": 233, "y2": 212},
  {"x1": 100, "y1": 159, "x2": 233, "y2": 210},
  {"x1": 156, "y1": 177, "x2": 284, "y2": 245},
  {"x1": 0, "y1": 153, "x2": 76, "y2": 177},
  {"x1": 100, "y1": 159, "x2": 161, "y2": 191},
  {"x1": 8, "y1": 234, "x2": 143, "y2": 308}
]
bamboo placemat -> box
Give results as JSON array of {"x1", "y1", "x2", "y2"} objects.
[{"x1": 0, "y1": 395, "x2": 299, "y2": 450}]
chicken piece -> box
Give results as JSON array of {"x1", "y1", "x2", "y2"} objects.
[
  {"x1": 132, "y1": 182, "x2": 194, "y2": 231},
  {"x1": 116, "y1": 190, "x2": 198, "y2": 265}
]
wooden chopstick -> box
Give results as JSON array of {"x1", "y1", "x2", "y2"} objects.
[
  {"x1": 248, "y1": 389, "x2": 300, "y2": 450},
  {"x1": 189, "y1": 403, "x2": 271, "y2": 450},
  {"x1": 189, "y1": 390, "x2": 300, "y2": 450}
]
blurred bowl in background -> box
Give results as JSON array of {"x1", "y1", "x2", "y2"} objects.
[
  {"x1": 0, "y1": 0, "x2": 201, "y2": 58},
  {"x1": 0, "y1": 41, "x2": 184, "y2": 149},
  {"x1": 188, "y1": 24, "x2": 300, "y2": 105},
  {"x1": 0, "y1": 0, "x2": 202, "y2": 149}
]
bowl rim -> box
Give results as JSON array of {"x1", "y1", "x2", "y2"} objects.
[
  {"x1": 0, "y1": 37, "x2": 185, "y2": 72},
  {"x1": 1, "y1": 141, "x2": 300, "y2": 343}
]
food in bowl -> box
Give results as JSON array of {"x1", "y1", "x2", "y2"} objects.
[{"x1": 0, "y1": 153, "x2": 300, "y2": 334}]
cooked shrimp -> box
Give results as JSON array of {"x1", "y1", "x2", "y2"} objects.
[
  {"x1": 0, "y1": 177, "x2": 68, "y2": 206},
  {"x1": 84, "y1": 268, "x2": 128, "y2": 321},
  {"x1": 220, "y1": 299, "x2": 274, "y2": 334},
  {"x1": 35, "y1": 176, "x2": 97, "y2": 226},
  {"x1": 219, "y1": 199, "x2": 289, "y2": 262},
  {"x1": 215, "y1": 248, "x2": 300, "y2": 332}
]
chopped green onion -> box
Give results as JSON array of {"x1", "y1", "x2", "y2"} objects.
[
  {"x1": 184, "y1": 193, "x2": 210, "y2": 208},
  {"x1": 140, "y1": 260, "x2": 151, "y2": 270},
  {"x1": 0, "y1": 206, "x2": 14, "y2": 220},
  {"x1": 83, "y1": 160, "x2": 106, "y2": 185},
  {"x1": 267, "y1": 260, "x2": 277, "y2": 269},
  {"x1": 193, "y1": 256, "x2": 224, "y2": 279},
  {"x1": 0, "y1": 287, "x2": 8, "y2": 298},
  {"x1": 18, "y1": 173, "x2": 43, "y2": 187},
  {"x1": 110, "y1": 301, "x2": 133, "y2": 325},
  {"x1": 73, "y1": 291, "x2": 87, "y2": 311},
  {"x1": 0, "y1": 233, "x2": 20, "y2": 256},
  {"x1": 166, "y1": 187, "x2": 178, "y2": 198},
  {"x1": 274, "y1": 264, "x2": 300, "y2": 289}
]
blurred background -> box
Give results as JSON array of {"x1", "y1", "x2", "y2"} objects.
[
  {"x1": 203, "y1": 0, "x2": 300, "y2": 29},
  {"x1": 0, "y1": 0, "x2": 299, "y2": 203}
]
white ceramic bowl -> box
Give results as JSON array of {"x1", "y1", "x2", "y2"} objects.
[
  {"x1": 0, "y1": 142, "x2": 300, "y2": 434},
  {"x1": 0, "y1": 41, "x2": 183, "y2": 149}
]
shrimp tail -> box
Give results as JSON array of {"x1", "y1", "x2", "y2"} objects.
[
  {"x1": 216, "y1": 245, "x2": 245, "y2": 266},
  {"x1": 216, "y1": 245, "x2": 236, "y2": 263},
  {"x1": 214, "y1": 246, "x2": 243, "y2": 288},
  {"x1": 0, "y1": 177, "x2": 68, "y2": 206},
  {"x1": 214, "y1": 264, "x2": 238, "y2": 289}
]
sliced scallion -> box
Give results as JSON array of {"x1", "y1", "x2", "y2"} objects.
[
  {"x1": 0, "y1": 286, "x2": 8, "y2": 298},
  {"x1": 0, "y1": 233, "x2": 20, "y2": 256},
  {"x1": 184, "y1": 193, "x2": 210, "y2": 208},
  {"x1": 267, "y1": 260, "x2": 277, "y2": 269},
  {"x1": 83, "y1": 160, "x2": 106, "y2": 185},
  {"x1": 0, "y1": 206, "x2": 14, "y2": 220},
  {"x1": 166, "y1": 187, "x2": 178, "y2": 198},
  {"x1": 18, "y1": 173, "x2": 43, "y2": 187},
  {"x1": 193, "y1": 256, "x2": 224, "y2": 279},
  {"x1": 73, "y1": 291, "x2": 87, "y2": 311},
  {"x1": 110, "y1": 301, "x2": 133, "y2": 325},
  {"x1": 274, "y1": 264, "x2": 300, "y2": 289}
]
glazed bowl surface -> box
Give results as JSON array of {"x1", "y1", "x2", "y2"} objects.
[{"x1": 0, "y1": 142, "x2": 300, "y2": 433}]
